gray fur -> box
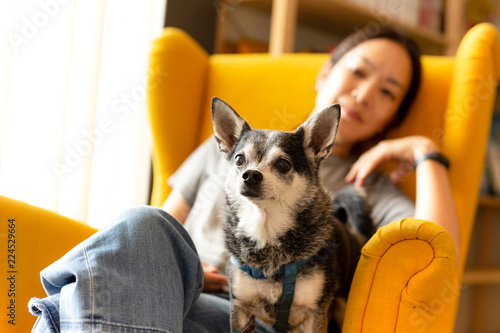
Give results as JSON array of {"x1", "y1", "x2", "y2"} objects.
[{"x1": 211, "y1": 97, "x2": 371, "y2": 333}]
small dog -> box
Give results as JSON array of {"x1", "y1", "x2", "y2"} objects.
[{"x1": 211, "y1": 97, "x2": 371, "y2": 333}]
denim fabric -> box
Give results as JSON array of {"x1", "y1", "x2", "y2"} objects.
[
  {"x1": 29, "y1": 207, "x2": 274, "y2": 333},
  {"x1": 29, "y1": 294, "x2": 60, "y2": 333}
]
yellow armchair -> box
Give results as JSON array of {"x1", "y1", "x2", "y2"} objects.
[
  {"x1": 147, "y1": 23, "x2": 499, "y2": 332},
  {"x1": 3, "y1": 23, "x2": 498, "y2": 333}
]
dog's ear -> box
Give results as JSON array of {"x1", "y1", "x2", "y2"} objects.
[
  {"x1": 211, "y1": 97, "x2": 250, "y2": 153},
  {"x1": 300, "y1": 104, "x2": 341, "y2": 161}
]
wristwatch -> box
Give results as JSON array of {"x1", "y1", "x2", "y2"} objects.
[{"x1": 414, "y1": 152, "x2": 450, "y2": 170}]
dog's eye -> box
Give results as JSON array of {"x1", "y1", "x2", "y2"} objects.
[
  {"x1": 235, "y1": 154, "x2": 246, "y2": 166},
  {"x1": 275, "y1": 159, "x2": 291, "y2": 173}
]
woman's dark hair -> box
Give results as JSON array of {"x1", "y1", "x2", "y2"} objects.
[{"x1": 330, "y1": 26, "x2": 422, "y2": 130}]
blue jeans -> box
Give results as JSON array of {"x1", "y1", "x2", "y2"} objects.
[{"x1": 29, "y1": 206, "x2": 274, "y2": 333}]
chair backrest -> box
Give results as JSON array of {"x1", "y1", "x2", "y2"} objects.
[
  {"x1": 148, "y1": 23, "x2": 500, "y2": 281},
  {"x1": 195, "y1": 54, "x2": 454, "y2": 200}
]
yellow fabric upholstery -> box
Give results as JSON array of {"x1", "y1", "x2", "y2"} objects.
[
  {"x1": 0, "y1": 195, "x2": 97, "y2": 333},
  {"x1": 6, "y1": 23, "x2": 499, "y2": 333},
  {"x1": 343, "y1": 218, "x2": 456, "y2": 332}
]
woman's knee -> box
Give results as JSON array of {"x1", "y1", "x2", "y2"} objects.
[
  {"x1": 99, "y1": 206, "x2": 199, "y2": 265},
  {"x1": 113, "y1": 206, "x2": 183, "y2": 239}
]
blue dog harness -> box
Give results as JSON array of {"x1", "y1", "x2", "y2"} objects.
[{"x1": 230, "y1": 255, "x2": 312, "y2": 333}]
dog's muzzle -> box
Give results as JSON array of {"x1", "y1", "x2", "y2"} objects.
[{"x1": 240, "y1": 169, "x2": 262, "y2": 198}]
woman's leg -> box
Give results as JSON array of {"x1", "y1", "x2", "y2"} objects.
[
  {"x1": 29, "y1": 206, "x2": 209, "y2": 332},
  {"x1": 30, "y1": 206, "x2": 275, "y2": 333}
]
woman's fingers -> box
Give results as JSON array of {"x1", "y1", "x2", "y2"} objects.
[
  {"x1": 345, "y1": 136, "x2": 436, "y2": 186},
  {"x1": 204, "y1": 271, "x2": 228, "y2": 292},
  {"x1": 345, "y1": 143, "x2": 392, "y2": 186},
  {"x1": 202, "y1": 263, "x2": 228, "y2": 292}
]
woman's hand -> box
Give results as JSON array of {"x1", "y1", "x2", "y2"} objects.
[
  {"x1": 345, "y1": 135, "x2": 460, "y2": 264},
  {"x1": 202, "y1": 262, "x2": 228, "y2": 292},
  {"x1": 345, "y1": 135, "x2": 439, "y2": 186}
]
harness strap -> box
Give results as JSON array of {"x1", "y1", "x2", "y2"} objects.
[
  {"x1": 230, "y1": 255, "x2": 312, "y2": 332},
  {"x1": 273, "y1": 261, "x2": 298, "y2": 332},
  {"x1": 230, "y1": 255, "x2": 266, "y2": 279}
]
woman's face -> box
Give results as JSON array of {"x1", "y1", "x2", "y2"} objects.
[{"x1": 313, "y1": 38, "x2": 412, "y2": 149}]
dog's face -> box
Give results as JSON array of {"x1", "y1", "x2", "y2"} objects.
[
  {"x1": 211, "y1": 97, "x2": 341, "y2": 208},
  {"x1": 225, "y1": 130, "x2": 310, "y2": 203}
]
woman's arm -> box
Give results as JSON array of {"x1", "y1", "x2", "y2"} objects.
[
  {"x1": 414, "y1": 157, "x2": 460, "y2": 262},
  {"x1": 161, "y1": 189, "x2": 191, "y2": 224},
  {"x1": 345, "y1": 136, "x2": 460, "y2": 263}
]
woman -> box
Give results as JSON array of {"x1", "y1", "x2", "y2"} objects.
[
  {"x1": 163, "y1": 27, "x2": 459, "y2": 293},
  {"x1": 29, "y1": 27, "x2": 459, "y2": 333}
]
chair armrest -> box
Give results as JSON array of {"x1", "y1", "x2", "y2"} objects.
[
  {"x1": 343, "y1": 218, "x2": 457, "y2": 333},
  {"x1": 0, "y1": 195, "x2": 97, "y2": 333}
]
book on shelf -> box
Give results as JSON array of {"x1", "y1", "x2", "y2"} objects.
[{"x1": 345, "y1": 0, "x2": 443, "y2": 32}]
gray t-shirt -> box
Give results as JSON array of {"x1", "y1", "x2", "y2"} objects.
[{"x1": 169, "y1": 137, "x2": 415, "y2": 272}]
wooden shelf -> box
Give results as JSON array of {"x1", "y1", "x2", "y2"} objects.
[
  {"x1": 463, "y1": 268, "x2": 500, "y2": 285},
  {"x1": 478, "y1": 195, "x2": 500, "y2": 208},
  {"x1": 463, "y1": 196, "x2": 500, "y2": 286},
  {"x1": 240, "y1": 0, "x2": 447, "y2": 55}
]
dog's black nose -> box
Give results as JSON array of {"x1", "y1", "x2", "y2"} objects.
[{"x1": 242, "y1": 170, "x2": 263, "y2": 185}]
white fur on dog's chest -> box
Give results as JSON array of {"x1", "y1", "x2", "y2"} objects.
[
  {"x1": 231, "y1": 267, "x2": 325, "y2": 325},
  {"x1": 235, "y1": 199, "x2": 299, "y2": 248}
]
